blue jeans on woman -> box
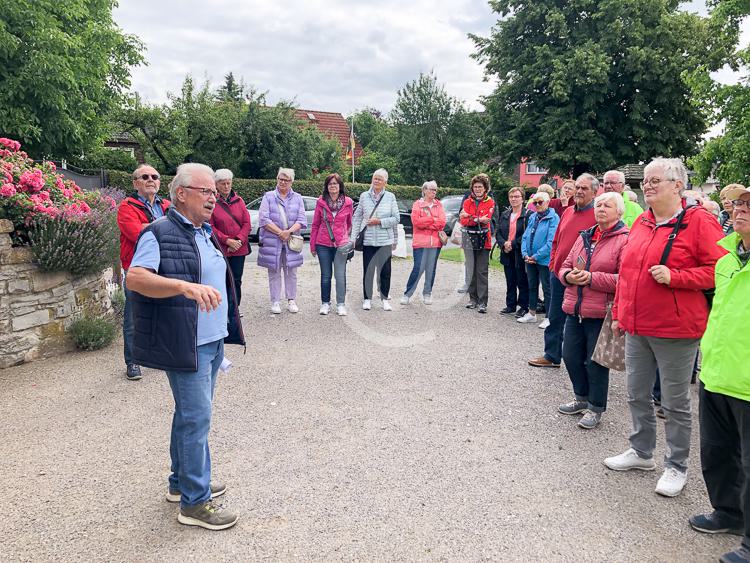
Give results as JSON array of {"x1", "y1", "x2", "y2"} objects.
[
  {"x1": 405, "y1": 247, "x2": 440, "y2": 297},
  {"x1": 526, "y1": 263, "x2": 550, "y2": 312},
  {"x1": 562, "y1": 316, "x2": 609, "y2": 412},
  {"x1": 166, "y1": 339, "x2": 224, "y2": 508},
  {"x1": 317, "y1": 244, "x2": 347, "y2": 304}
]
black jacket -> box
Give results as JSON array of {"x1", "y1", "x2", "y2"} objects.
[
  {"x1": 494, "y1": 206, "x2": 533, "y2": 266},
  {"x1": 131, "y1": 208, "x2": 245, "y2": 372}
]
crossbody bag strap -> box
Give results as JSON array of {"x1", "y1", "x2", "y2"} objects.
[
  {"x1": 659, "y1": 208, "x2": 687, "y2": 266},
  {"x1": 276, "y1": 196, "x2": 290, "y2": 230},
  {"x1": 218, "y1": 199, "x2": 243, "y2": 230},
  {"x1": 358, "y1": 193, "x2": 385, "y2": 234},
  {"x1": 322, "y1": 207, "x2": 335, "y2": 242}
]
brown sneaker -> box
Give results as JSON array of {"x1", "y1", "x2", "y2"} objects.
[
  {"x1": 166, "y1": 482, "x2": 227, "y2": 503},
  {"x1": 177, "y1": 499, "x2": 238, "y2": 530},
  {"x1": 528, "y1": 357, "x2": 560, "y2": 368}
]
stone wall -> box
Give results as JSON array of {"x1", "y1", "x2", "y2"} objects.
[{"x1": 0, "y1": 219, "x2": 113, "y2": 368}]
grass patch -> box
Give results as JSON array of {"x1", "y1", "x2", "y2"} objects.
[{"x1": 439, "y1": 248, "x2": 502, "y2": 271}]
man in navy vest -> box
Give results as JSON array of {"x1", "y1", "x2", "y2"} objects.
[{"x1": 127, "y1": 163, "x2": 244, "y2": 530}]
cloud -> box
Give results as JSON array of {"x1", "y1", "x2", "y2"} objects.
[{"x1": 115, "y1": 0, "x2": 497, "y2": 115}]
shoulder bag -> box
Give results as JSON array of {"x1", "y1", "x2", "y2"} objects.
[
  {"x1": 276, "y1": 196, "x2": 304, "y2": 253},
  {"x1": 592, "y1": 302, "x2": 626, "y2": 372},
  {"x1": 354, "y1": 193, "x2": 385, "y2": 252},
  {"x1": 323, "y1": 207, "x2": 354, "y2": 261}
]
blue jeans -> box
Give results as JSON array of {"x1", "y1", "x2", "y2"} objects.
[
  {"x1": 166, "y1": 339, "x2": 224, "y2": 507},
  {"x1": 526, "y1": 263, "x2": 550, "y2": 312},
  {"x1": 122, "y1": 272, "x2": 134, "y2": 366},
  {"x1": 544, "y1": 272, "x2": 565, "y2": 364},
  {"x1": 562, "y1": 316, "x2": 609, "y2": 412},
  {"x1": 317, "y1": 245, "x2": 347, "y2": 304},
  {"x1": 405, "y1": 247, "x2": 440, "y2": 297}
]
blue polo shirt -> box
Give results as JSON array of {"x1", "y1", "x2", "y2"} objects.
[
  {"x1": 131, "y1": 210, "x2": 229, "y2": 346},
  {"x1": 136, "y1": 194, "x2": 166, "y2": 220}
]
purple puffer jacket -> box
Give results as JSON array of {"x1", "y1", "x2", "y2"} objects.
[
  {"x1": 559, "y1": 222, "x2": 629, "y2": 319},
  {"x1": 257, "y1": 188, "x2": 307, "y2": 270}
]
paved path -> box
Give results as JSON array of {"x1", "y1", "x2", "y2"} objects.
[{"x1": 0, "y1": 256, "x2": 735, "y2": 562}]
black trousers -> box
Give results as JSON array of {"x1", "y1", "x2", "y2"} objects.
[
  {"x1": 502, "y1": 250, "x2": 529, "y2": 309},
  {"x1": 362, "y1": 245, "x2": 392, "y2": 300},
  {"x1": 227, "y1": 255, "x2": 246, "y2": 306},
  {"x1": 699, "y1": 382, "x2": 750, "y2": 545},
  {"x1": 467, "y1": 248, "x2": 490, "y2": 306}
]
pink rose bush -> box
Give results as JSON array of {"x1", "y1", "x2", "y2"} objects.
[{"x1": 0, "y1": 138, "x2": 120, "y2": 274}]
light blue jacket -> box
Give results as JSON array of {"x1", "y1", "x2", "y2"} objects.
[
  {"x1": 521, "y1": 209, "x2": 560, "y2": 266},
  {"x1": 350, "y1": 189, "x2": 400, "y2": 247}
]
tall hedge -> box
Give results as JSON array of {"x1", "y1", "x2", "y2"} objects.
[{"x1": 107, "y1": 170, "x2": 465, "y2": 203}]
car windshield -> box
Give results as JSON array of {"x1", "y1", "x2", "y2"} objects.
[
  {"x1": 441, "y1": 197, "x2": 463, "y2": 214},
  {"x1": 304, "y1": 198, "x2": 318, "y2": 211},
  {"x1": 247, "y1": 198, "x2": 262, "y2": 211},
  {"x1": 397, "y1": 199, "x2": 412, "y2": 213}
]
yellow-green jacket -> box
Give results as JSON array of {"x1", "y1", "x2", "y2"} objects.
[
  {"x1": 622, "y1": 194, "x2": 643, "y2": 228},
  {"x1": 700, "y1": 232, "x2": 750, "y2": 401}
]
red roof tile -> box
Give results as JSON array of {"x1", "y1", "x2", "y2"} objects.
[{"x1": 294, "y1": 109, "x2": 362, "y2": 164}]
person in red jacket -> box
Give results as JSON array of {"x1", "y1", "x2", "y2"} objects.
[
  {"x1": 209, "y1": 169, "x2": 251, "y2": 308},
  {"x1": 459, "y1": 174, "x2": 495, "y2": 313},
  {"x1": 557, "y1": 192, "x2": 629, "y2": 429},
  {"x1": 116, "y1": 164, "x2": 171, "y2": 381},
  {"x1": 604, "y1": 158, "x2": 726, "y2": 498}
]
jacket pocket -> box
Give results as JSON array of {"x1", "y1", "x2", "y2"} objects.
[{"x1": 671, "y1": 289, "x2": 681, "y2": 318}]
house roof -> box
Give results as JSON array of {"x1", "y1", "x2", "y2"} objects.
[{"x1": 294, "y1": 109, "x2": 362, "y2": 164}]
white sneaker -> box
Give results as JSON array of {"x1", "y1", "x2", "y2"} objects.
[
  {"x1": 362, "y1": 299, "x2": 371, "y2": 310},
  {"x1": 336, "y1": 304, "x2": 347, "y2": 316},
  {"x1": 655, "y1": 467, "x2": 687, "y2": 497},
  {"x1": 603, "y1": 448, "x2": 656, "y2": 472},
  {"x1": 516, "y1": 312, "x2": 538, "y2": 324},
  {"x1": 270, "y1": 302, "x2": 282, "y2": 314},
  {"x1": 319, "y1": 303, "x2": 330, "y2": 315},
  {"x1": 382, "y1": 299, "x2": 392, "y2": 311},
  {"x1": 400, "y1": 295, "x2": 410, "y2": 305},
  {"x1": 423, "y1": 294, "x2": 433, "y2": 305},
  {"x1": 287, "y1": 300, "x2": 299, "y2": 313},
  {"x1": 538, "y1": 318, "x2": 550, "y2": 329}
]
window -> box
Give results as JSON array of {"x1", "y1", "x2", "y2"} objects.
[{"x1": 526, "y1": 161, "x2": 548, "y2": 174}]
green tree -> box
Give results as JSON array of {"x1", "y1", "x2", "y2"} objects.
[
  {"x1": 0, "y1": 0, "x2": 143, "y2": 159},
  {"x1": 471, "y1": 0, "x2": 736, "y2": 177},
  {"x1": 215, "y1": 72, "x2": 246, "y2": 103}
]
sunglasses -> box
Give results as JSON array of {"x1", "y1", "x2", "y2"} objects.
[{"x1": 137, "y1": 174, "x2": 160, "y2": 181}]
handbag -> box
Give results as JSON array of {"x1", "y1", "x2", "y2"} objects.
[
  {"x1": 354, "y1": 193, "x2": 385, "y2": 252},
  {"x1": 323, "y1": 208, "x2": 355, "y2": 261},
  {"x1": 438, "y1": 230, "x2": 448, "y2": 246},
  {"x1": 450, "y1": 221, "x2": 463, "y2": 245},
  {"x1": 276, "y1": 196, "x2": 304, "y2": 253},
  {"x1": 462, "y1": 198, "x2": 489, "y2": 251},
  {"x1": 592, "y1": 303, "x2": 626, "y2": 372}
]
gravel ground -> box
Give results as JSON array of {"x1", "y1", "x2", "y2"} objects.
[{"x1": 0, "y1": 250, "x2": 736, "y2": 562}]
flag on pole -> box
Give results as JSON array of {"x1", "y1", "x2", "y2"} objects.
[{"x1": 346, "y1": 123, "x2": 355, "y2": 161}]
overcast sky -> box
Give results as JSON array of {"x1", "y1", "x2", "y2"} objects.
[{"x1": 114, "y1": 0, "x2": 748, "y2": 118}]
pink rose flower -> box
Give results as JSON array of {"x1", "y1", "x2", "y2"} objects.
[{"x1": 1, "y1": 183, "x2": 17, "y2": 197}]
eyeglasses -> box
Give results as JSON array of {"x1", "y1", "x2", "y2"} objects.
[
  {"x1": 277, "y1": 178, "x2": 292, "y2": 184},
  {"x1": 732, "y1": 199, "x2": 750, "y2": 209},
  {"x1": 137, "y1": 174, "x2": 160, "y2": 181},
  {"x1": 182, "y1": 186, "x2": 217, "y2": 197},
  {"x1": 641, "y1": 177, "x2": 675, "y2": 188},
  {"x1": 603, "y1": 181, "x2": 622, "y2": 186}
]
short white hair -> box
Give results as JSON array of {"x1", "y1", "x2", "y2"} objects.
[
  {"x1": 594, "y1": 192, "x2": 625, "y2": 217},
  {"x1": 703, "y1": 200, "x2": 721, "y2": 218},
  {"x1": 532, "y1": 192, "x2": 550, "y2": 203},
  {"x1": 644, "y1": 157, "x2": 688, "y2": 193},
  {"x1": 214, "y1": 168, "x2": 233, "y2": 182},
  {"x1": 624, "y1": 190, "x2": 638, "y2": 202},
  {"x1": 277, "y1": 167, "x2": 295, "y2": 181},
  {"x1": 603, "y1": 170, "x2": 626, "y2": 184},
  {"x1": 169, "y1": 163, "x2": 215, "y2": 200},
  {"x1": 421, "y1": 180, "x2": 438, "y2": 196},
  {"x1": 372, "y1": 168, "x2": 389, "y2": 183}
]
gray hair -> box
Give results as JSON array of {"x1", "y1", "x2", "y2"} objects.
[
  {"x1": 214, "y1": 168, "x2": 234, "y2": 182},
  {"x1": 594, "y1": 192, "x2": 625, "y2": 217},
  {"x1": 372, "y1": 168, "x2": 389, "y2": 183},
  {"x1": 703, "y1": 200, "x2": 721, "y2": 218},
  {"x1": 644, "y1": 157, "x2": 688, "y2": 193},
  {"x1": 421, "y1": 180, "x2": 438, "y2": 196},
  {"x1": 277, "y1": 167, "x2": 295, "y2": 181},
  {"x1": 576, "y1": 173, "x2": 600, "y2": 192},
  {"x1": 169, "y1": 163, "x2": 215, "y2": 200},
  {"x1": 624, "y1": 190, "x2": 638, "y2": 202},
  {"x1": 132, "y1": 164, "x2": 158, "y2": 179},
  {"x1": 603, "y1": 170, "x2": 626, "y2": 184}
]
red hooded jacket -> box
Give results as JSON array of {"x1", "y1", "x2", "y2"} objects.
[
  {"x1": 612, "y1": 202, "x2": 726, "y2": 338},
  {"x1": 117, "y1": 194, "x2": 171, "y2": 270}
]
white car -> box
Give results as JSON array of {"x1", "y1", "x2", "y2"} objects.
[{"x1": 246, "y1": 195, "x2": 318, "y2": 241}]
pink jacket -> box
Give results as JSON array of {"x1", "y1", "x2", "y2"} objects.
[
  {"x1": 559, "y1": 222, "x2": 629, "y2": 319},
  {"x1": 411, "y1": 199, "x2": 447, "y2": 248},
  {"x1": 309, "y1": 196, "x2": 354, "y2": 253}
]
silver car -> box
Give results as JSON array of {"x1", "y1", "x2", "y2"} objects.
[{"x1": 246, "y1": 195, "x2": 318, "y2": 241}]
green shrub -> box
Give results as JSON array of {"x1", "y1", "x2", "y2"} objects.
[{"x1": 68, "y1": 315, "x2": 117, "y2": 351}]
